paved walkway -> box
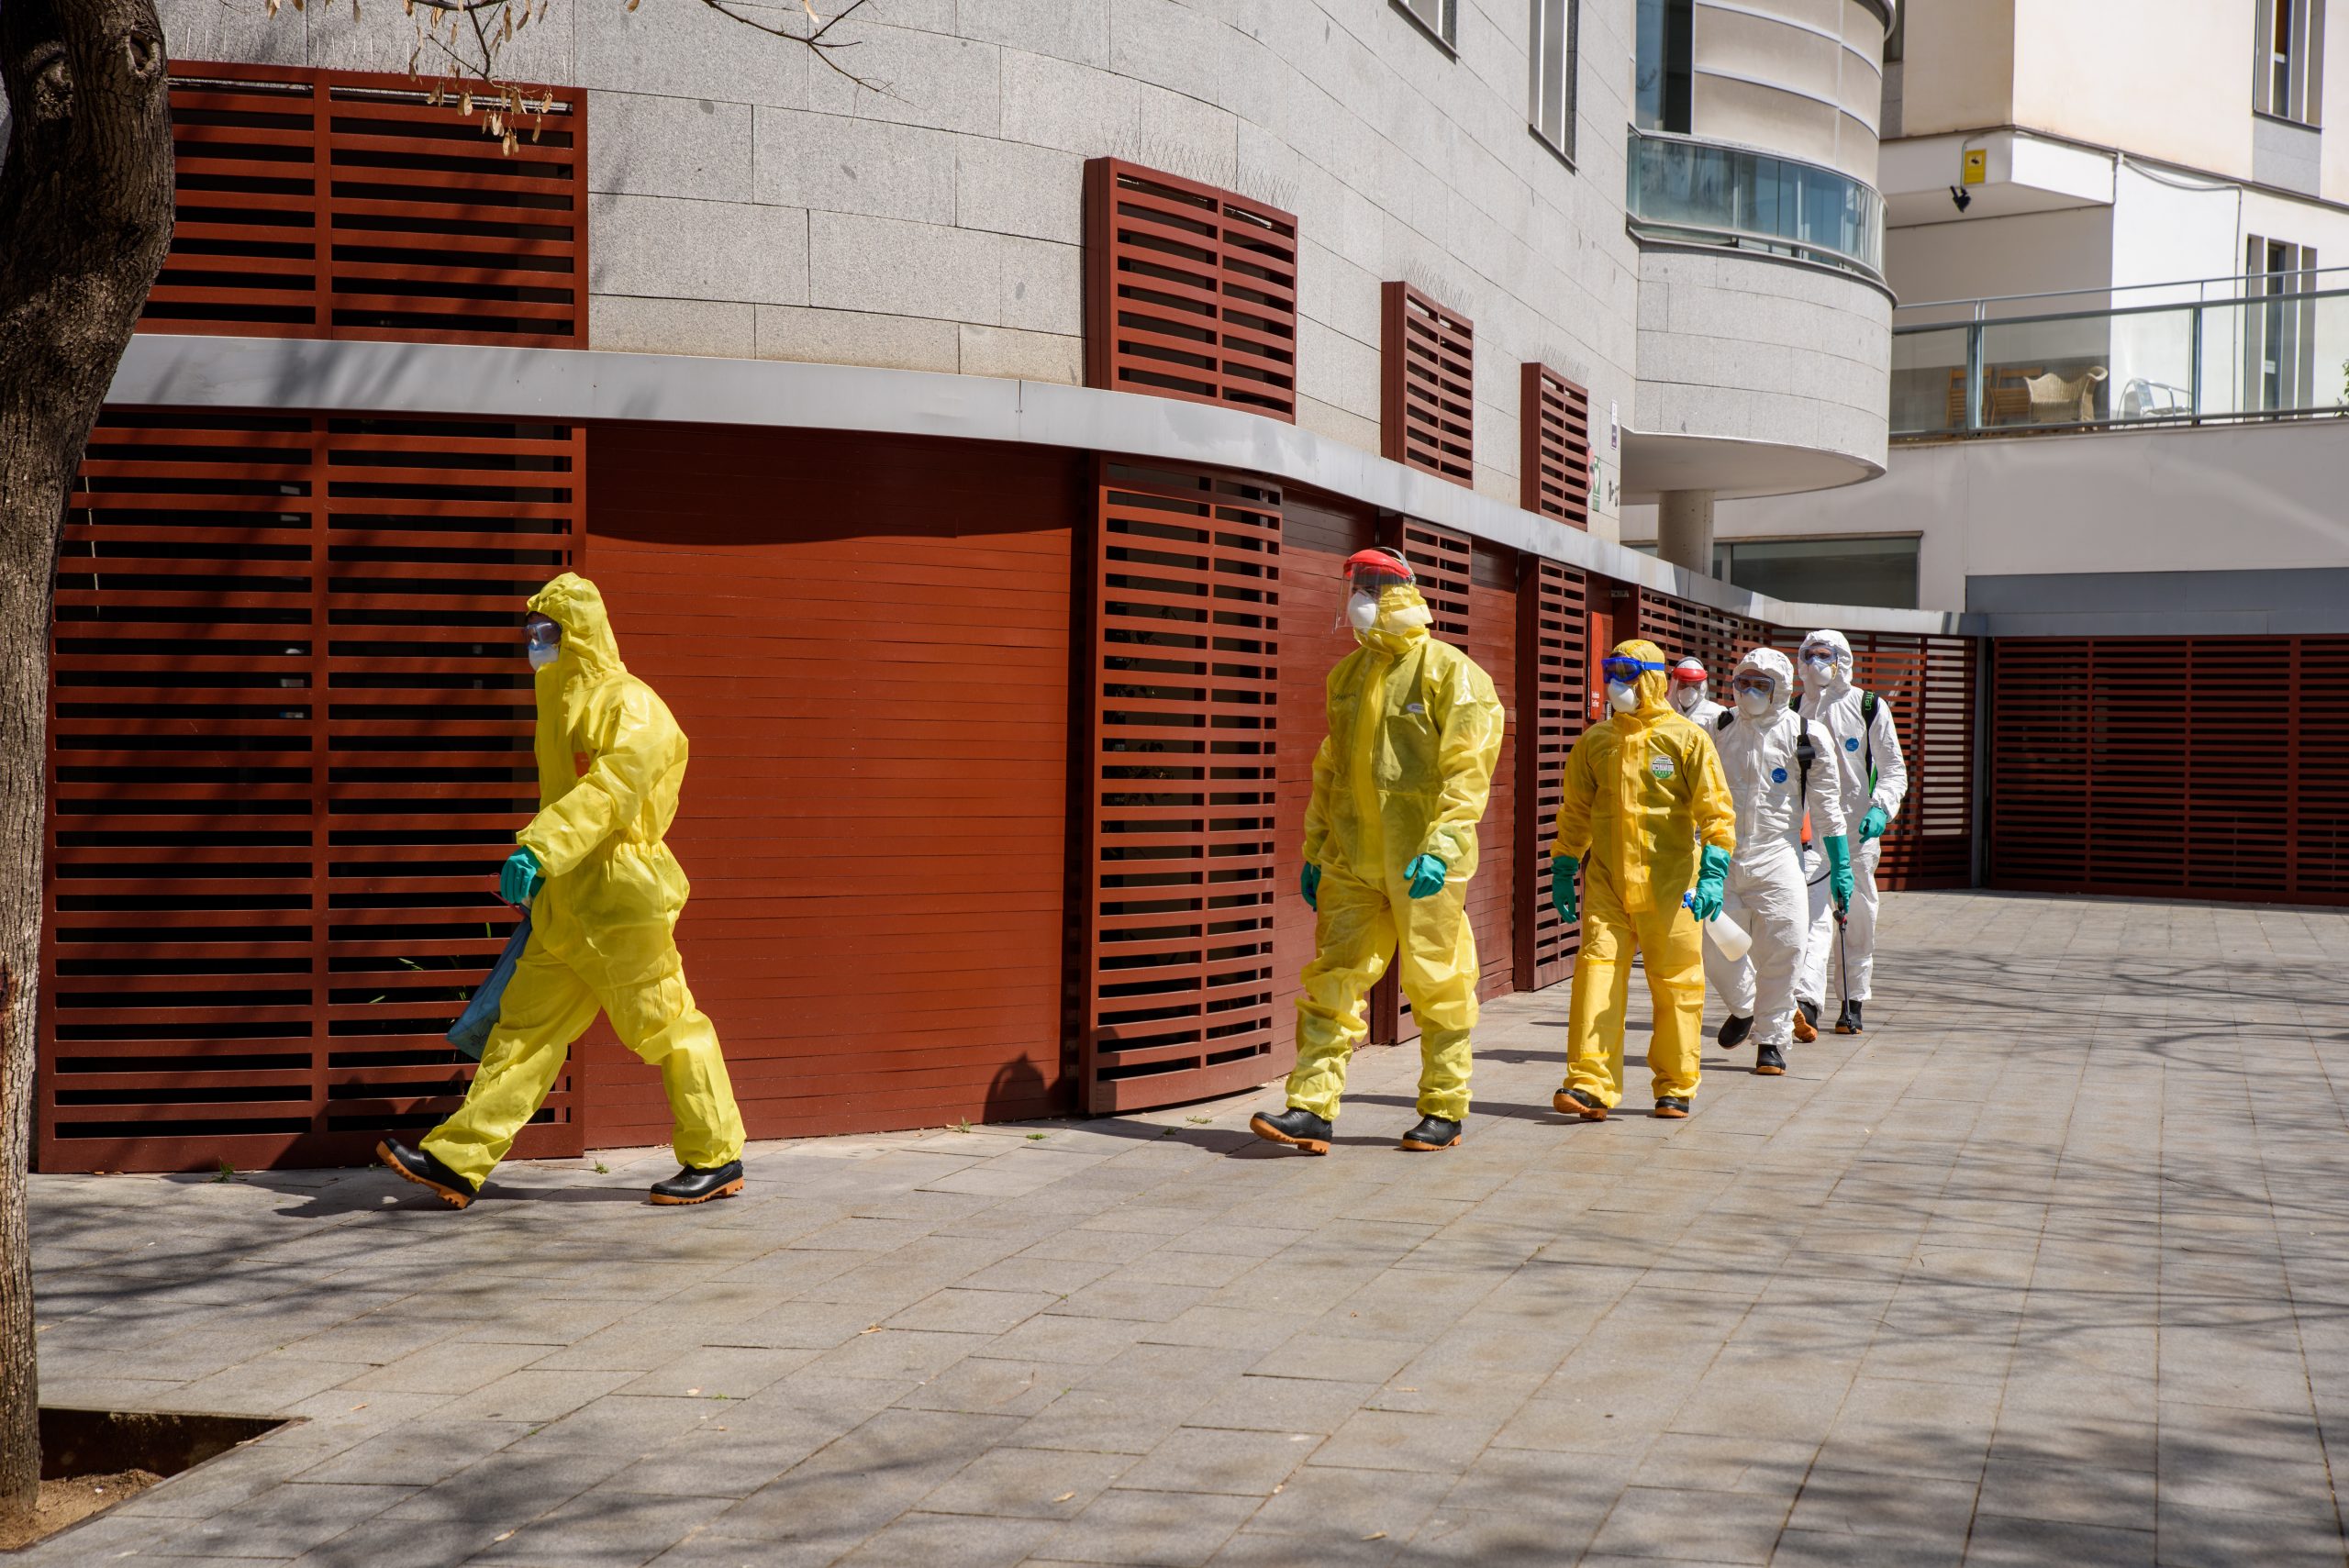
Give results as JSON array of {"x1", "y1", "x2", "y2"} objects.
[{"x1": 22, "y1": 890, "x2": 2349, "y2": 1567}]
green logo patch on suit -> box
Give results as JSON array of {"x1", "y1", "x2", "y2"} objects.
[{"x1": 1649, "y1": 750, "x2": 1675, "y2": 780}]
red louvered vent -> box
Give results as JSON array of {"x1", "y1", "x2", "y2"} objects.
[
  {"x1": 1383, "y1": 283, "x2": 1475, "y2": 486},
  {"x1": 1518, "y1": 559, "x2": 1589, "y2": 989},
  {"x1": 1084, "y1": 159, "x2": 1299, "y2": 420},
  {"x1": 145, "y1": 63, "x2": 586, "y2": 346},
  {"x1": 1520, "y1": 363, "x2": 1592, "y2": 529},
  {"x1": 1080, "y1": 461, "x2": 1283, "y2": 1110},
  {"x1": 41, "y1": 412, "x2": 584, "y2": 1173},
  {"x1": 1772, "y1": 625, "x2": 1978, "y2": 891},
  {"x1": 1989, "y1": 635, "x2": 2343, "y2": 906},
  {"x1": 1398, "y1": 518, "x2": 1473, "y2": 640}
]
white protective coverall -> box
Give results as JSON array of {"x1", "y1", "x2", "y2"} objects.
[
  {"x1": 1701, "y1": 649, "x2": 1845, "y2": 1048},
  {"x1": 1794, "y1": 629, "x2": 1909, "y2": 1007}
]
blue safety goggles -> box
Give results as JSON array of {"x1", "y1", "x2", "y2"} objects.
[
  {"x1": 1600, "y1": 656, "x2": 1665, "y2": 684},
  {"x1": 525, "y1": 617, "x2": 562, "y2": 653}
]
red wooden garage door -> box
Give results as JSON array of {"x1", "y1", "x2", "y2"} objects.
[
  {"x1": 585, "y1": 424, "x2": 1081, "y2": 1141},
  {"x1": 42, "y1": 411, "x2": 582, "y2": 1173},
  {"x1": 1988, "y1": 635, "x2": 2349, "y2": 905}
]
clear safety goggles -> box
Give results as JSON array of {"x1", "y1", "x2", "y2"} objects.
[
  {"x1": 526, "y1": 617, "x2": 562, "y2": 654},
  {"x1": 1798, "y1": 641, "x2": 1839, "y2": 669},
  {"x1": 1732, "y1": 671, "x2": 1776, "y2": 698},
  {"x1": 1601, "y1": 655, "x2": 1665, "y2": 685}
]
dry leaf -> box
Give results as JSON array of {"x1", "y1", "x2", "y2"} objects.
[
  {"x1": 860, "y1": 1324, "x2": 881, "y2": 1334},
  {"x1": 1363, "y1": 1532, "x2": 1387, "y2": 1541},
  {"x1": 800, "y1": 0, "x2": 820, "y2": 18},
  {"x1": 492, "y1": 1530, "x2": 516, "y2": 1543},
  {"x1": 349, "y1": 1402, "x2": 368, "y2": 1411},
  {"x1": 1052, "y1": 1492, "x2": 1075, "y2": 1504},
  {"x1": 460, "y1": 90, "x2": 473, "y2": 115},
  {"x1": 687, "y1": 1387, "x2": 703, "y2": 1396}
]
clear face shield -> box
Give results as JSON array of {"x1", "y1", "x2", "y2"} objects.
[
  {"x1": 1668, "y1": 661, "x2": 1708, "y2": 714},
  {"x1": 1337, "y1": 555, "x2": 1415, "y2": 633},
  {"x1": 526, "y1": 614, "x2": 562, "y2": 670}
]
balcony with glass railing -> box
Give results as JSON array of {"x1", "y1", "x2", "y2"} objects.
[
  {"x1": 1625, "y1": 127, "x2": 1886, "y2": 284},
  {"x1": 1894, "y1": 269, "x2": 2349, "y2": 439}
]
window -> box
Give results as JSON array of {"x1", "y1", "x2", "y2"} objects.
[
  {"x1": 1529, "y1": 0, "x2": 1579, "y2": 161},
  {"x1": 1383, "y1": 283, "x2": 1475, "y2": 487},
  {"x1": 2246, "y1": 235, "x2": 2320, "y2": 411},
  {"x1": 1713, "y1": 537, "x2": 1920, "y2": 611},
  {"x1": 2255, "y1": 0, "x2": 2326, "y2": 123},
  {"x1": 1635, "y1": 0, "x2": 1693, "y2": 133},
  {"x1": 1393, "y1": 0, "x2": 1457, "y2": 50}
]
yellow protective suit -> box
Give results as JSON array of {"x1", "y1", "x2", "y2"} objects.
[
  {"x1": 1286, "y1": 584, "x2": 1505, "y2": 1123},
  {"x1": 1551, "y1": 639, "x2": 1736, "y2": 1110},
  {"x1": 421, "y1": 573, "x2": 746, "y2": 1187}
]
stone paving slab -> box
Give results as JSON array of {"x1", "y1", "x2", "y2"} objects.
[{"x1": 20, "y1": 891, "x2": 2349, "y2": 1566}]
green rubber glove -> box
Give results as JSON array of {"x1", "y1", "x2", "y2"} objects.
[
  {"x1": 1551, "y1": 855, "x2": 1579, "y2": 924},
  {"x1": 1823, "y1": 834, "x2": 1854, "y2": 912},
  {"x1": 1689, "y1": 844, "x2": 1731, "y2": 922},
  {"x1": 1300, "y1": 863, "x2": 1320, "y2": 910},
  {"x1": 499, "y1": 846, "x2": 544, "y2": 906},
  {"x1": 1860, "y1": 804, "x2": 1890, "y2": 841},
  {"x1": 1405, "y1": 854, "x2": 1447, "y2": 899}
]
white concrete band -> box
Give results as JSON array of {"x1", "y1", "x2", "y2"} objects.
[{"x1": 107, "y1": 334, "x2": 1977, "y2": 639}]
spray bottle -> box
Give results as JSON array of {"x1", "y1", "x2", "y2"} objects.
[{"x1": 1684, "y1": 892, "x2": 1752, "y2": 962}]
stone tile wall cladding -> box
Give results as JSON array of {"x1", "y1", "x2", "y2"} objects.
[{"x1": 153, "y1": 0, "x2": 1647, "y2": 538}]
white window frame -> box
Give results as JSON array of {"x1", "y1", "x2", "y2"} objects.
[
  {"x1": 1529, "y1": 0, "x2": 1579, "y2": 164},
  {"x1": 1393, "y1": 0, "x2": 1458, "y2": 52}
]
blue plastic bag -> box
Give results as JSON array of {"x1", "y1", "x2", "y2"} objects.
[{"x1": 448, "y1": 914, "x2": 532, "y2": 1061}]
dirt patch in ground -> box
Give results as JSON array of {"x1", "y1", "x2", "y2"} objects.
[{"x1": 1, "y1": 1470, "x2": 162, "y2": 1551}]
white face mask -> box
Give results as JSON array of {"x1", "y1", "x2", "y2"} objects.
[
  {"x1": 1608, "y1": 680, "x2": 1640, "y2": 713},
  {"x1": 528, "y1": 641, "x2": 561, "y2": 670},
  {"x1": 1801, "y1": 653, "x2": 1836, "y2": 685},
  {"x1": 1346, "y1": 591, "x2": 1381, "y2": 632},
  {"x1": 1671, "y1": 685, "x2": 1703, "y2": 715},
  {"x1": 1736, "y1": 685, "x2": 1772, "y2": 717}
]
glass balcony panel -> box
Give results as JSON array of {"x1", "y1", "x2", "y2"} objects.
[
  {"x1": 1890, "y1": 328, "x2": 1969, "y2": 437},
  {"x1": 1625, "y1": 128, "x2": 1884, "y2": 282}
]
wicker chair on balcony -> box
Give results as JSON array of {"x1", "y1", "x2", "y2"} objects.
[{"x1": 2024, "y1": 366, "x2": 2108, "y2": 424}]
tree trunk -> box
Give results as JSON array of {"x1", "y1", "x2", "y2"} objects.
[{"x1": 0, "y1": 0, "x2": 173, "y2": 1527}]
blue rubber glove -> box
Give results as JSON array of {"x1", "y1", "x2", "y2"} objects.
[
  {"x1": 1300, "y1": 863, "x2": 1320, "y2": 910},
  {"x1": 1550, "y1": 855, "x2": 1579, "y2": 924},
  {"x1": 1405, "y1": 854, "x2": 1447, "y2": 900},
  {"x1": 499, "y1": 846, "x2": 544, "y2": 906},
  {"x1": 1860, "y1": 804, "x2": 1890, "y2": 841},
  {"x1": 1689, "y1": 844, "x2": 1731, "y2": 923},
  {"x1": 1823, "y1": 834, "x2": 1854, "y2": 912}
]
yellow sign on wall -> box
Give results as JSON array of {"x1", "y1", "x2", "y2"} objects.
[{"x1": 1962, "y1": 149, "x2": 1987, "y2": 185}]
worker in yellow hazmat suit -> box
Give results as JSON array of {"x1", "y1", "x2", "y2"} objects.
[
  {"x1": 1251, "y1": 550, "x2": 1505, "y2": 1155},
  {"x1": 379, "y1": 573, "x2": 748, "y2": 1207},
  {"x1": 1549, "y1": 639, "x2": 1736, "y2": 1119}
]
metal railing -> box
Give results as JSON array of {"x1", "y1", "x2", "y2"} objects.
[
  {"x1": 1625, "y1": 127, "x2": 1885, "y2": 282},
  {"x1": 1894, "y1": 271, "x2": 2349, "y2": 438}
]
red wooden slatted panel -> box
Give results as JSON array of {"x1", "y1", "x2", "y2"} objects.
[
  {"x1": 1765, "y1": 623, "x2": 1977, "y2": 891},
  {"x1": 1638, "y1": 588, "x2": 1771, "y2": 702},
  {"x1": 1399, "y1": 518, "x2": 1473, "y2": 640},
  {"x1": 1383, "y1": 283, "x2": 1474, "y2": 487},
  {"x1": 142, "y1": 63, "x2": 586, "y2": 347},
  {"x1": 42, "y1": 410, "x2": 580, "y2": 1173},
  {"x1": 1084, "y1": 159, "x2": 1298, "y2": 421},
  {"x1": 1520, "y1": 363, "x2": 1592, "y2": 530},
  {"x1": 2292, "y1": 638, "x2": 2349, "y2": 898},
  {"x1": 584, "y1": 425, "x2": 1078, "y2": 1143},
  {"x1": 1466, "y1": 542, "x2": 1519, "y2": 1001},
  {"x1": 1988, "y1": 635, "x2": 2347, "y2": 906},
  {"x1": 1516, "y1": 559, "x2": 1588, "y2": 989},
  {"x1": 1082, "y1": 461, "x2": 1282, "y2": 1111}
]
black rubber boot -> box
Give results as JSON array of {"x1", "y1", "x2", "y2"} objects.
[
  {"x1": 1653, "y1": 1096, "x2": 1692, "y2": 1119},
  {"x1": 1399, "y1": 1115, "x2": 1462, "y2": 1151},
  {"x1": 1716, "y1": 1014, "x2": 1753, "y2": 1049},
  {"x1": 650, "y1": 1160, "x2": 746, "y2": 1205},
  {"x1": 378, "y1": 1139, "x2": 478, "y2": 1210},
  {"x1": 1250, "y1": 1106, "x2": 1333, "y2": 1154},
  {"x1": 1553, "y1": 1087, "x2": 1608, "y2": 1121},
  {"x1": 1835, "y1": 999, "x2": 1864, "y2": 1036},
  {"x1": 1793, "y1": 999, "x2": 1820, "y2": 1043},
  {"x1": 1753, "y1": 1041, "x2": 1787, "y2": 1076}
]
